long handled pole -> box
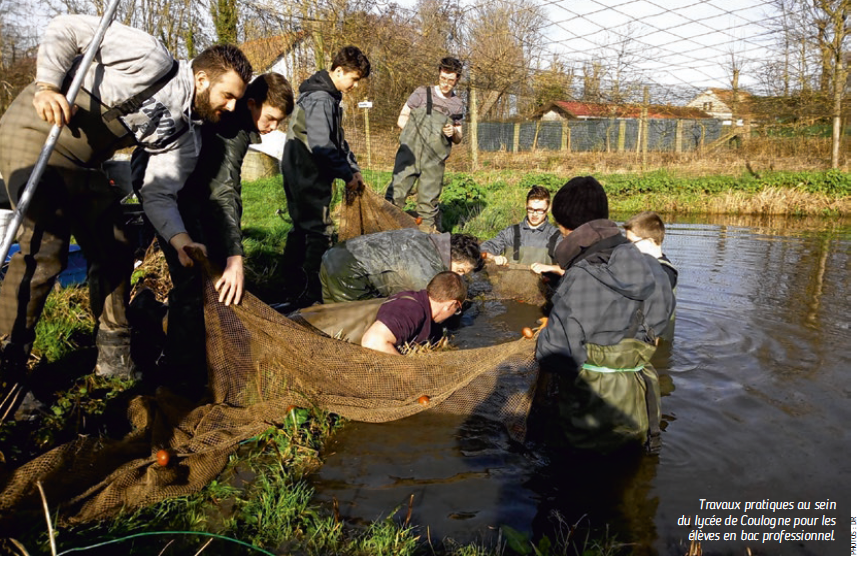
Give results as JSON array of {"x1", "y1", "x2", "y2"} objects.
[{"x1": 0, "y1": 0, "x2": 123, "y2": 266}]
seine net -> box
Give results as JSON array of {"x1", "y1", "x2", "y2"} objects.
[{"x1": 0, "y1": 186, "x2": 543, "y2": 526}]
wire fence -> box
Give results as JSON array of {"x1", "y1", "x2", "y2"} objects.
[{"x1": 5, "y1": 0, "x2": 852, "y2": 174}]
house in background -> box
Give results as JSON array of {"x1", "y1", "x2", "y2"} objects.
[
  {"x1": 533, "y1": 100, "x2": 711, "y2": 121},
  {"x1": 686, "y1": 88, "x2": 753, "y2": 125},
  {"x1": 239, "y1": 32, "x2": 311, "y2": 85},
  {"x1": 238, "y1": 32, "x2": 311, "y2": 179}
]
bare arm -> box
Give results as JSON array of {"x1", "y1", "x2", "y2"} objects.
[
  {"x1": 396, "y1": 103, "x2": 411, "y2": 130},
  {"x1": 361, "y1": 320, "x2": 401, "y2": 355}
]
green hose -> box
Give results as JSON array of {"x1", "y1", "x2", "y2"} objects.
[{"x1": 56, "y1": 530, "x2": 275, "y2": 556}]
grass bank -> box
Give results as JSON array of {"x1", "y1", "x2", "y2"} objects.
[{"x1": 0, "y1": 167, "x2": 848, "y2": 555}]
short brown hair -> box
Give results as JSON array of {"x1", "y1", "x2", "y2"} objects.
[
  {"x1": 439, "y1": 57, "x2": 463, "y2": 77},
  {"x1": 526, "y1": 185, "x2": 551, "y2": 205},
  {"x1": 192, "y1": 44, "x2": 253, "y2": 84},
  {"x1": 624, "y1": 211, "x2": 666, "y2": 245},
  {"x1": 427, "y1": 271, "x2": 467, "y2": 303},
  {"x1": 246, "y1": 73, "x2": 294, "y2": 115},
  {"x1": 331, "y1": 46, "x2": 371, "y2": 78}
]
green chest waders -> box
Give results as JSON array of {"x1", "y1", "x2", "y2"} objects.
[
  {"x1": 555, "y1": 339, "x2": 661, "y2": 453},
  {"x1": 386, "y1": 88, "x2": 452, "y2": 229},
  {"x1": 548, "y1": 301, "x2": 662, "y2": 453}
]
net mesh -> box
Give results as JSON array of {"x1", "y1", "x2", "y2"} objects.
[{"x1": 0, "y1": 186, "x2": 542, "y2": 526}]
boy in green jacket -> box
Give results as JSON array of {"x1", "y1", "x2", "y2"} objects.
[{"x1": 282, "y1": 46, "x2": 371, "y2": 309}]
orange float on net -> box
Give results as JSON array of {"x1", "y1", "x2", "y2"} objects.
[
  {"x1": 522, "y1": 327, "x2": 534, "y2": 339},
  {"x1": 415, "y1": 216, "x2": 423, "y2": 225},
  {"x1": 156, "y1": 449, "x2": 170, "y2": 467},
  {"x1": 418, "y1": 395, "x2": 430, "y2": 405}
]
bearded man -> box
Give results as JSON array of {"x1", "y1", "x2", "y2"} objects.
[{"x1": 0, "y1": 14, "x2": 252, "y2": 404}]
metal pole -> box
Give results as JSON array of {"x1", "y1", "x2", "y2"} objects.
[{"x1": 0, "y1": 0, "x2": 123, "y2": 265}]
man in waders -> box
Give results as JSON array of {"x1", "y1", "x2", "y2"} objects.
[
  {"x1": 319, "y1": 228, "x2": 482, "y2": 304},
  {"x1": 130, "y1": 73, "x2": 292, "y2": 396},
  {"x1": 385, "y1": 57, "x2": 464, "y2": 233},
  {"x1": 0, "y1": 15, "x2": 252, "y2": 410},
  {"x1": 534, "y1": 177, "x2": 675, "y2": 453},
  {"x1": 281, "y1": 46, "x2": 370, "y2": 310},
  {"x1": 481, "y1": 185, "x2": 563, "y2": 274}
]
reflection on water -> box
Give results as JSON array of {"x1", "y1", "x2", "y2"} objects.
[{"x1": 311, "y1": 215, "x2": 851, "y2": 555}]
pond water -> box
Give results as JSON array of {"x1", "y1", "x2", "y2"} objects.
[{"x1": 310, "y1": 214, "x2": 851, "y2": 555}]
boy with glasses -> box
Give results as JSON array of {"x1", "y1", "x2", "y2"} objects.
[
  {"x1": 481, "y1": 185, "x2": 563, "y2": 274},
  {"x1": 386, "y1": 57, "x2": 464, "y2": 233}
]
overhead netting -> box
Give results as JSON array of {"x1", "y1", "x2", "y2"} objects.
[{"x1": 0, "y1": 186, "x2": 544, "y2": 526}]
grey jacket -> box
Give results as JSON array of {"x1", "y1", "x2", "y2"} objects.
[
  {"x1": 480, "y1": 218, "x2": 562, "y2": 265},
  {"x1": 37, "y1": 14, "x2": 201, "y2": 243},
  {"x1": 283, "y1": 70, "x2": 360, "y2": 187},
  {"x1": 536, "y1": 219, "x2": 675, "y2": 372}
]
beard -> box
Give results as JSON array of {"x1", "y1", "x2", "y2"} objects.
[{"x1": 193, "y1": 84, "x2": 222, "y2": 123}]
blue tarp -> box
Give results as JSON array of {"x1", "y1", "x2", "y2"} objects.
[{"x1": 1, "y1": 244, "x2": 87, "y2": 287}]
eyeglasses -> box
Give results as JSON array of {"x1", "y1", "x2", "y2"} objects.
[
  {"x1": 453, "y1": 302, "x2": 463, "y2": 315},
  {"x1": 526, "y1": 208, "x2": 548, "y2": 215}
]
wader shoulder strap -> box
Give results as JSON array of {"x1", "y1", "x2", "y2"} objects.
[
  {"x1": 102, "y1": 60, "x2": 180, "y2": 123},
  {"x1": 512, "y1": 224, "x2": 521, "y2": 261},
  {"x1": 426, "y1": 87, "x2": 433, "y2": 116}
]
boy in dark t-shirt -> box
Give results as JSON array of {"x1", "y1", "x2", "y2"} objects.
[{"x1": 361, "y1": 271, "x2": 466, "y2": 355}]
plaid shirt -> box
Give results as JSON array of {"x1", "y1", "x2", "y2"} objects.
[{"x1": 536, "y1": 220, "x2": 674, "y2": 371}]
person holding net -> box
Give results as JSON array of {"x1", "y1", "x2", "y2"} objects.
[
  {"x1": 281, "y1": 46, "x2": 371, "y2": 309},
  {"x1": 535, "y1": 176, "x2": 675, "y2": 452},
  {"x1": 0, "y1": 14, "x2": 251, "y2": 414},
  {"x1": 481, "y1": 185, "x2": 564, "y2": 276},
  {"x1": 130, "y1": 73, "x2": 293, "y2": 396}
]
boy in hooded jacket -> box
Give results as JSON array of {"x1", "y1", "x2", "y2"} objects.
[
  {"x1": 535, "y1": 176, "x2": 675, "y2": 452},
  {"x1": 282, "y1": 46, "x2": 371, "y2": 309}
]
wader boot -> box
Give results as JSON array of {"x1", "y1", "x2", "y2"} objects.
[
  {"x1": 296, "y1": 233, "x2": 331, "y2": 308},
  {"x1": 283, "y1": 229, "x2": 308, "y2": 305},
  {"x1": 95, "y1": 326, "x2": 139, "y2": 380}
]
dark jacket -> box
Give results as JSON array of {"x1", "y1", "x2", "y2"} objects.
[
  {"x1": 480, "y1": 218, "x2": 562, "y2": 265},
  {"x1": 536, "y1": 219, "x2": 675, "y2": 372},
  {"x1": 181, "y1": 102, "x2": 261, "y2": 258},
  {"x1": 132, "y1": 101, "x2": 261, "y2": 259},
  {"x1": 283, "y1": 69, "x2": 360, "y2": 186},
  {"x1": 320, "y1": 228, "x2": 451, "y2": 301}
]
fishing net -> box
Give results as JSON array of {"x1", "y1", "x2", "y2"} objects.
[{"x1": 0, "y1": 185, "x2": 544, "y2": 527}]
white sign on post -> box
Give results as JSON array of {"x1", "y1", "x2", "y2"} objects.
[{"x1": 357, "y1": 101, "x2": 373, "y2": 109}]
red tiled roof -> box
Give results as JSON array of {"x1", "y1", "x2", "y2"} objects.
[
  {"x1": 239, "y1": 32, "x2": 304, "y2": 73},
  {"x1": 540, "y1": 100, "x2": 710, "y2": 119}
]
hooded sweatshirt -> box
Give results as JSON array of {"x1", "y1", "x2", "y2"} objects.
[
  {"x1": 283, "y1": 69, "x2": 360, "y2": 185},
  {"x1": 36, "y1": 14, "x2": 201, "y2": 244},
  {"x1": 536, "y1": 218, "x2": 674, "y2": 372}
]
